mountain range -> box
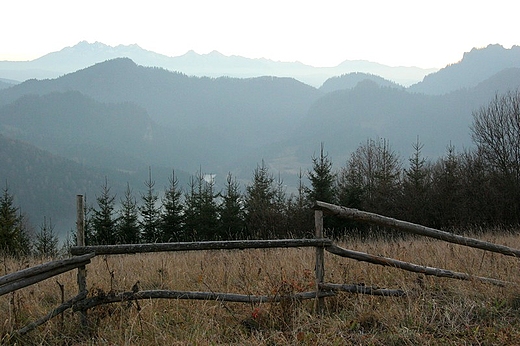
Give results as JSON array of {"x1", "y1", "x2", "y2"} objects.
[
  {"x1": 1, "y1": 43, "x2": 520, "y2": 238},
  {"x1": 0, "y1": 41, "x2": 437, "y2": 87}
]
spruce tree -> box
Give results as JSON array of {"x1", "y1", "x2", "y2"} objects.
[
  {"x1": 339, "y1": 138, "x2": 401, "y2": 215},
  {"x1": 402, "y1": 138, "x2": 431, "y2": 224},
  {"x1": 306, "y1": 144, "x2": 338, "y2": 234},
  {"x1": 286, "y1": 169, "x2": 313, "y2": 238},
  {"x1": 160, "y1": 170, "x2": 185, "y2": 242},
  {"x1": 0, "y1": 184, "x2": 31, "y2": 256},
  {"x1": 34, "y1": 217, "x2": 59, "y2": 258},
  {"x1": 371, "y1": 138, "x2": 402, "y2": 216},
  {"x1": 117, "y1": 183, "x2": 141, "y2": 244},
  {"x1": 183, "y1": 176, "x2": 201, "y2": 241},
  {"x1": 244, "y1": 161, "x2": 277, "y2": 238},
  {"x1": 219, "y1": 173, "x2": 244, "y2": 239},
  {"x1": 139, "y1": 169, "x2": 162, "y2": 243},
  {"x1": 183, "y1": 170, "x2": 219, "y2": 241},
  {"x1": 91, "y1": 178, "x2": 118, "y2": 245},
  {"x1": 306, "y1": 143, "x2": 336, "y2": 205},
  {"x1": 199, "y1": 173, "x2": 219, "y2": 240},
  {"x1": 431, "y1": 144, "x2": 462, "y2": 228}
]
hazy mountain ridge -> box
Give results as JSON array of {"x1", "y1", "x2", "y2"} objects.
[
  {"x1": 0, "y1": 131, "x2": 194, "y2": 238},
  {"x1": 2, "y1": 46, "x2": 520, "y2": 238},
  {"x1": 1, "y1": 91, "x2": 161, "y2": 170},
  {"x1": 0, "y1": 78, "x2": 17, "y2": 90},
  {"x1": 0, "y1": 41, "x2": 436, "y2": 87},
  {"x1": 263, "y1": 67, "x2": 520, "y2": 178},
  {"x1": 0, "y1": 58, "x2": 322, "y2": 167},
  {"x1": 0, "y1": 133, "x2": 110, "y2": 234},
  {"x1": 409, "y1": 44, "x2": 520, "y2": 94},
  {"x1": 319, "y1": 72, "x2": 403, "y2": 93}
]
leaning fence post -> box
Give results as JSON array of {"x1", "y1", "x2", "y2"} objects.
[
  {"x1": 76, "y1": 195, "x2": 88, "y2": 330},
  {"x1": 315, "y1": 209, "x2": 325, "y2": 313}
]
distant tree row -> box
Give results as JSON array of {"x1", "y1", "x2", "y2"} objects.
[
  {"x1": 0, "y1": 184, "x2": 59, "y2": 257},
  {"x1": 80, "y1": 90, "x2": 520, "y2": 244},
  {"x1": 83, "y1": 163, "x2": 314, "y2": 245},
  {"x1": 3, "y1": 90, "x2": 520, "y2": 253}
]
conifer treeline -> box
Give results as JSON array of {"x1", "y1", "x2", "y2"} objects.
[
  {"x1": 2, "y1": 90, "x2": 520, "y2": 253},
  {"x1": 73, "y1": 90, "x2": 520, "y2": 244},
  {"x1": 83, "y1": 137, "x2": 520, "y2": 245},
  {"x1": 0, "y1": 185, "x2": 59, "y2": 257},
  {"x1": 84, "y1": 162, "x2": 314, "y2": 245}
]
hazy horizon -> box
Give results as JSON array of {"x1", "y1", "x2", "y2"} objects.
[{"x1": 3, "y1": 1, "x2": 520, "y2": 68}]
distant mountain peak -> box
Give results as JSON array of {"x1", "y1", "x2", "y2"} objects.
[
  {"x1": 208, "y1": 50, "x2": 225, "y2": 57},
  {"x1": 1, "y1": 41, "x2": 437, "y2": 87},
  {"x1": 409, "y1": 44, "x2": 520, "y2": 95}
]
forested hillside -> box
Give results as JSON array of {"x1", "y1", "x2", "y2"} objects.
[
  {"x1": 0, "y1": 134, "x2": 106, "y2": 231},
  {"x1": 319, "y1": 72, "x2": 403, "y2": 93},
  {"x1": 2, "y1": 45, "x2": 520, "y2": 243},
  {"x1": 0, "y1": 58, "x2": 322, "y2": 170},
  {"x1": 409, "y1": 44, "x2": 520, "y2": 94}
]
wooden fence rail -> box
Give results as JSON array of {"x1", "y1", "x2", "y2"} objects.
[
  {"x1": 326, "y1": 244, "x2": 509, "y2": 287},
  {"x1": 73, "y1": 289, "x2": 337, "y2": 311},
  {"x1": 70, "y1": 238, "x2": 332, "y2": 256},
  {"x1": 314, "y1": 201, "x2": 520, "y2": 258},
  {"x1": 7, "y1": 197, "x2": 520, "y2": 337},
  {"x1": 0, "y1": 253, "x2": 95, "y2": 297}
]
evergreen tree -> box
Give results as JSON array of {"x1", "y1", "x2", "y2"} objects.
[
  {"x1": 0, "y1": 184, "x2": 31, "y2": 256},
  {"x1": 306, "y1": 143, "x2": 336, "y2": 205},
  {"x1": 139, "y1": 169, "x2": 162, "y2": 243},
  {"x1": 430, "y1": 144, "x2": 463, "y2": 228},
  {"x1": 401, "y1": 138, "x2": 431, "y2": 224},
  {"x1": 337, "y1": 162, "x2": 364, "y2": 210},
  {"x1": 336, "y1": 139, "x2": 401, "y2": 237},
  {"x1": 199, "y1": 173, "x2": 219, "y2": 240},
  {"x1": 371, "y1": 138, "x2": 402, "y2": 216},
  {"x1": 271, "y1": 173, "x2": 289, "y2": 237},
  {"x1": 286, "y1": 169, "x2": 313, "y2": 238},
  {"x1": 183, "y1": 175, "x2": 201, "y2": 241},
  {"x1": 160, "y1": 170, "x2": 185, "y2": 242},
  {"x1": 117, "y1": 183, "x2": 141, "y2": 244},
  {"x1": 244, "y1": 161, "x2": 277, "y2": 238},
  {"x1": 34, "y1": 217, "x2": 59, "y2": 257},
  {"x1": 184, "y1": 171, "x2": 219, "y2": 241},
  {"x1": 91, "y1": 178, "x2": 118, "y2": 245},
  {"x1": 340, "y1": 138, "x2": 401, "y2": 215},
  {"x1": 218, "y1": 173, "x2": 244, "y2": 239},
  {"x1": 458, "y1": 149, "x2": 496, "y2": 225}
]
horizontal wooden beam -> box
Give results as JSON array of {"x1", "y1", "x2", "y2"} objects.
[
  {"x1": 73, "y1": 289, "x2": 337, "y2": 311},
  {"x1": 0, "y1": 261, "x2": 92, "y2": 297},
  {"x1": 315, "y1": 201, "x2": 520, "y2": 258},
  {"x1": 0, "y1": 253, "x2": 95, "y2": 286},
  {"x1": 320, "y1": 283, "x2": 406, "y2": 296},
  {"x1": 326, "y1": 244, "x2": 510, "y2": 287},
  {"x1": 70, "y1": 238, "x2": 332, "y2": 256},
  {"x1": 0, "y1": 254, "x2": 95, "y2": 296}
]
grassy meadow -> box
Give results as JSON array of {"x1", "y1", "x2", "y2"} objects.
[{"x1": 2, "y1": 230, "x2": 520, "y2": 345}]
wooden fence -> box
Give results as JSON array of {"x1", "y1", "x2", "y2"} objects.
[{"x1": 1, "y1": 197, "x2": 518, "y2": 336}]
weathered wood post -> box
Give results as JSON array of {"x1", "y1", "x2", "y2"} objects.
[
  {"x1": 76, "y1": 194, "x2": 88, "y2": 329},
  {"x1": 315, "y1": 209, "x2": 325, "y2": 313}
]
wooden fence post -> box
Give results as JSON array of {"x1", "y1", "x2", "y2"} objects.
[
  {"x1": 315, "y1": 209, "x2": 325, "y2": 314},
  {"x1": 76, "y1": 195, "x2": 88, "y2": 330}
]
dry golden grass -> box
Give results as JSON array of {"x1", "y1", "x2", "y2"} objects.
[{"x1": 3, "y1": 231, "x2": 520, "y2": 345}]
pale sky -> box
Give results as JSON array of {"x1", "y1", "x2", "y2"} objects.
[{"x1": 2, "y1": 0, "x2": 519, "y2": 68}]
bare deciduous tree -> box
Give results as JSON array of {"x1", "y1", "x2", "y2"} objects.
[{"x1": 471, "y1": 90, "x2": 520, "y2": 222}]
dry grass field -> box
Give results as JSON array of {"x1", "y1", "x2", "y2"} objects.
[{"x1": 3, "y1": 231, "x2": 520, "y2": 345}]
